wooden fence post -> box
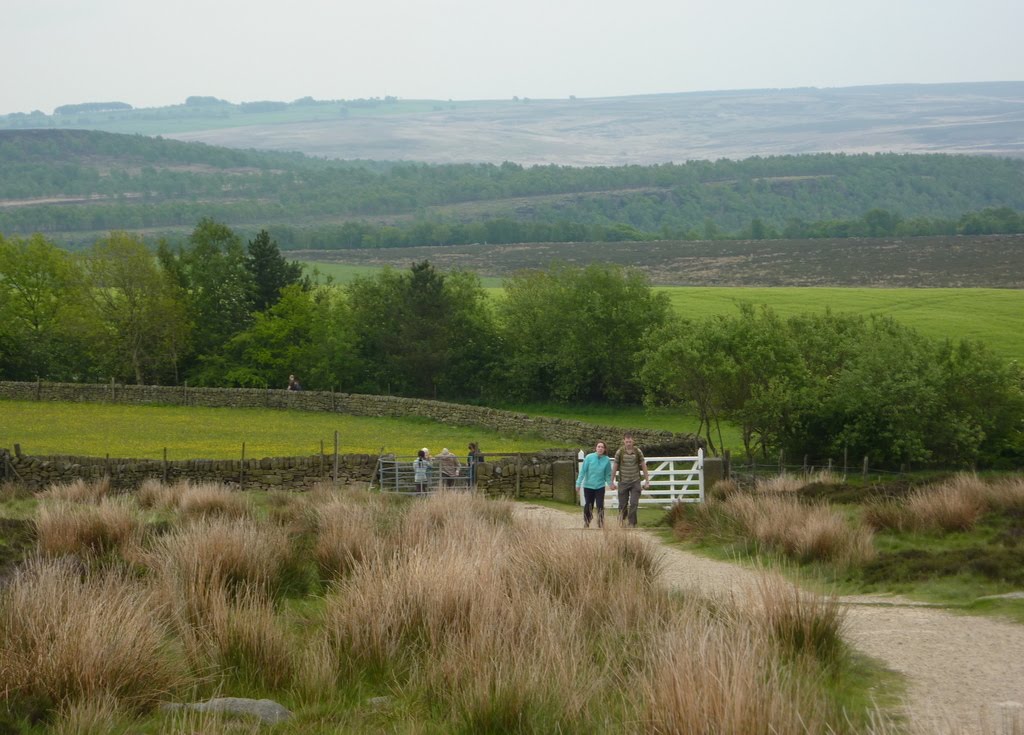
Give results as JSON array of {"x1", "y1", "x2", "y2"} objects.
[
  {"x1": 778, "y1": 449, "x2": 784, "y2": 474},
  {"x1": 333, "y1": 431, "x2": 339, "y2": 485},
  {"x1": 163, "y1": 448, "x2": 168, "y2": 483},
  {"x1": 320, "y1": 439, "x2": 325, "y2": 480},
  {"x1": 723, "y1": 449, "x2": 731, "y2": 480},
  {"x1": 240, "y1": 442, "x2": 246, "y2": 491},
  {"x1": 862, "y1": 456, "x2": 869, "y2": 481}
]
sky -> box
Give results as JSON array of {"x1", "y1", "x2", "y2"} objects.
[{"x1": 5, "y1": 0, "x2": 1024, "y2": 116}]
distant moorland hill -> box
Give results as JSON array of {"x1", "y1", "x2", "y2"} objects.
[
  {"x1": 1, "y1": 127, "x2": 1023, "y2": 250},
  {"x1": 2, "y1": 82, "x2": 1022, "y2": 165}
]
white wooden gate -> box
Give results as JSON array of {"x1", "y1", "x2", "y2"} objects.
[{"x1": 578, "y1": 449, "x2": 704, "y2": 508}]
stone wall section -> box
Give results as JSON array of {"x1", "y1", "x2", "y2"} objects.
[
  {"x1": 0, "y1": 380, "x2": 703, "y2": 453},
  {"x1": 1, "y1": 381, "x2": 707, "y2": 498}
]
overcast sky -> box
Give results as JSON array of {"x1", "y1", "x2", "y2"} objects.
[{"x1": 5, "y1": 0, "x2": 1023, "y2": 115}]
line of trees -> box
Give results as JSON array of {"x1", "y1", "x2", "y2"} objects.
[{"x1": 2, "y1": 221, "x2": 1021, "y2": 468}]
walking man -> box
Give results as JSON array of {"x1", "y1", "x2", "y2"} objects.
[{"x1": 612, "y1": 432, "x2": 650, "y2": 527}]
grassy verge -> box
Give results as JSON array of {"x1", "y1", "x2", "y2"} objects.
[
  {"x1": 666, "y1": 473, "x2": 1024, "y2": 624},
  {"x1": 0, "y1": 400, "x2": 558, "y2": 459},
  {"x1": 0, "y1": 480, "x2": 897, "y2": 734}
]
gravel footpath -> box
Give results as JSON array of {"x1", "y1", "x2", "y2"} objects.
[{"x1": 514, "y1": 503, "x2": 1024, "y2": 735}]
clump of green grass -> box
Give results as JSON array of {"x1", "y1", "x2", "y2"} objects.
[
  {"x1": 52, "y1": 694, "x2": 132, "y2": 735},
  {"x1": 749, "y1": 571, "x2": 847, "y2": 666}
]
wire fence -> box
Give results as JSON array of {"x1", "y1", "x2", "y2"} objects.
[{"x1": 723, "y1": 449, "x2": 911, "y2": 485}]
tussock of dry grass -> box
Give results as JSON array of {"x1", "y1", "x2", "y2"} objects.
[
  {"x1": 754, "y1": 473, "x2": 806, "y2": 494},
  {"x1": 987, "y1": 476, "x2": 1024, "y2": 512},
  {"x1": 37, "y1": 477, "x2": 111, "y2": 504},
  {"x1": 145, "y1": 516, "x2": 293, "y2": 609},
  {"x1": 35, "y1": 497, "x2": 143, "y2": 558},
  {"x1": 204, "y1": 587, "x2": 295, "y2": 691},
  {"x1": 706, "y1": 477, "x2": 741, "y2": 502},
  {"x1": 722, "y1": 493, "x2": 876, "y2": 565},
  {"x1": 177, "y1": 482, "x2": 251, "y2": 520},
  {"x1": 52, "y1": 694, "x2": 131, "y2": 735},
  {"x1": 865, "y1": 473, "x2": 996, "y2": 532},
  {"x1": 0, "y1": 558, "x2": 188, "y2": 709},
  {"x1": 748, "y1": 571, "x2": 847, "y2": 665},
  {"x1": 136, "y1": 478, "x2": 189, "y2": 511},
  {"x1": 313, "y1": 499, "x2": 385, "y2": 580},
  {"x1": 642, "y1": 608, "x2": 830, "y2": 735}
]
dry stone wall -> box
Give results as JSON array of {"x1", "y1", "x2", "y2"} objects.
[
  {"x1": 0, "y1": 381, "x2": 708, "y2": 498},
  {"x1": 1, "y1": 446, "x2": 377, "y2": 492},
  {"x1": 0, "y1": 381, "x2": 703, "y2": 454}
]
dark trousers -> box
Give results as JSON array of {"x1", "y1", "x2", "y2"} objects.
[
  {"x1": 583, "y1": 487, "x2": 605, "y2": 528},
  {"x1": 618, "y1": 479, "x2": 642, "y2": 527}
]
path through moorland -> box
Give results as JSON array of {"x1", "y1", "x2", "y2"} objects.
[{"x1": 515, "y1": 504, "x2": 1024, "y2": 735}]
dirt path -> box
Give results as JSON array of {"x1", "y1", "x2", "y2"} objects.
[{"x1": 515, "y1": 503, "x2": 1024, "y2": 735}]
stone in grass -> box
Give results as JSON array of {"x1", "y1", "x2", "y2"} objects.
[{"x1": 161, "y1": 697, "x2": 292, "y2": 725}]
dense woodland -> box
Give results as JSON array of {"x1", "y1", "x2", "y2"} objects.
[
  {"x1": 1, "y1": 222, "x2": 1021, "y2": 469},
  {"x1": 2, "y1": 130, "x2": 1024, "y2": 247}
]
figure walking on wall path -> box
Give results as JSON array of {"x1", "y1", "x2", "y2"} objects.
[
  {"x1": 576, "y1": 440, "x2": 612, "y2": 529},
  {"x1": 287, "y1": 374, "x2": 303, "y2": 391}
]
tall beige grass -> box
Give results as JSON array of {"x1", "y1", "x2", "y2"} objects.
[
  {"x1": 136, "y1": 478, "x2": 189, "y2": 511},
  {"x1": 37, "y1": 477, "x2": 111, "y2": 504},
  {"x1": 145, "y1": 516, "x2": 292, "y2": 598},
  {"x1": 865, "y1": 473, "x2": 996, "y2": 532},
  {"x1": 52, "y1": 694, "x2": 132, "y2": 735},
  {"x1": 313, "y1": 498, "x2": 387, "y2": 580},
  {"x1": 748, "y1": 571, "x2": 847, "y2": 666},
  {"x1": 722, "y1": 493, "x2": 876, "y2": 565},
  {"x1": 35, "y1": 496, "x2": 144, "y2": 558},
  {"x1": 642, "y1": 612, "x2": 831, "y2": 735},
  {"x1": 0, "y1": 558, "x2": 188, "y2": 709},
  {"x1": 754, "y1": 473, "x2": 806, "y2": 494},
  {"x1": 177, "y1": 482, "x2": 251, "y2": 520}
]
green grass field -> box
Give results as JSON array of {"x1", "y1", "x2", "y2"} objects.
[
  {"x1": 300, "y1": 262, "x2": 1023, "y2": 362},
  {"x1": 0, "y1": 401, "x2": 557, "y2": 460},
  {"x1": 659, "y1": 286, "x2": 1024, "y2": 363}
]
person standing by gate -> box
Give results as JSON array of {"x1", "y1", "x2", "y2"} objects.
[
  {"x1": 612, "y1": 432, "x2": 650, "y2": 527},
  {"x1": 576, "y1": 440, "x2": 612, "y2": 529},
  {"x1": 413, "y1": 449, "x2": 432, "y2": 493}
]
